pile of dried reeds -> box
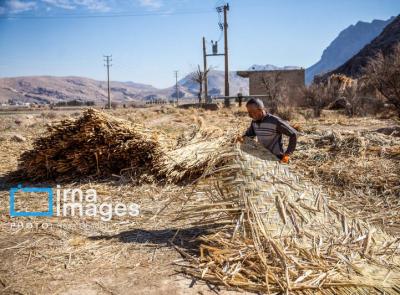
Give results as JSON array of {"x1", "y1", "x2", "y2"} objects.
[
  {"x1": 17, "y1": 109, "x2": 166, "y2": 181},
  {"x1": 302, "y1": 129, "x2": 400, "y2": 159},
  {"x1": 15, "y1": 109, "x2": 233, "y2": 183},
  {"x1": 314, "y1": 130, "x2": 365, "y2": 156},
  {"x1": 176, "y1": 138, "x2": 400, "y2": 294}
]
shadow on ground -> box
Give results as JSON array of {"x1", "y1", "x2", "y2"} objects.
[{"x1": 88, "y1": 225, "x2": 221, "y2": 255}]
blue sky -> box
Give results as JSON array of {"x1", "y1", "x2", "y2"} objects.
[{"x1": 0, "y1": 0, "x2": 399, "y2": 88}]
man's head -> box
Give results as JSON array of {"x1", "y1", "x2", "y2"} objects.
[{"x1": 246, "y1": 98, "x2": 266, "y2": 121}]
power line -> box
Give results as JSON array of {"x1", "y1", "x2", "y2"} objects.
[
  {"x1": 206, "y1": 7, "x2": 224, "y2": 46},
  {"x1": 0, "y1": 9, "x2": 214, "y2": 20},
  {"x1": 206, "y1": 29, "x2": 223, "y2": 46}
]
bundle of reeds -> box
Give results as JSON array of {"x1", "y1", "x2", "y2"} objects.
[
  {"x1": 17, "y1": 109, "x2": 166, "y2": 181},
  {"x1": 177, "y1": 138, "x2": 400, "y2": 294},
  {"x1": 156, "y1": 129, "x2": 233, "y2": 183}
]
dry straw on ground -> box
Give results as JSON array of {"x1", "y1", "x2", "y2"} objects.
[{"x1": 292, "y1": 128, "x2": 400, "y2": 232}]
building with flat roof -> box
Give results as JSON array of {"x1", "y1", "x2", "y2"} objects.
[{"x1": 236, "y1": 69, "x2": 305, "y2": 100}]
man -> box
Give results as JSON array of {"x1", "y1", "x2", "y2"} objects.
[{"x1": 239, "y1": 98, "x2": 297, "y2": 163}]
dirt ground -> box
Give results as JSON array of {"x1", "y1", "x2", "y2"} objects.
[{"x1": 0, "y1": 105, "x2": 399, "y2": 294}]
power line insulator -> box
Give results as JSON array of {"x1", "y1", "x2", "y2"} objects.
[{"x1": 212, "y1": 41, "x2": 218, "y2": 55}]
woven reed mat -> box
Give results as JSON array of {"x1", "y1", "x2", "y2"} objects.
[{"x1": 177, "y1": 138, "x2": 400, "y2": 294}]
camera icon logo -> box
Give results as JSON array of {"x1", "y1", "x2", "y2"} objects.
[{"x1": 9, "y1": 184, "x2": 53, "y2": 217}]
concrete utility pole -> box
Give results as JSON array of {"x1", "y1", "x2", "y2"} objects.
[
  {"x1": 213, "y1": 3, "x2": 230, "y2": 106},
  {"x1": 174, "y1": 70, "x2": 179, "y2": 105},
  {"x1": 223, "y1": 3, "x2": 229, "y2": 98},
  {"x1": 104, "y1": 55, "x2": 112, "y2": 109},
  {"x1": 203, "y1": 3, "x2": 230, "y2": 106},
  {"x1": 202, "y1": 37, "x2": 208, "y2": 101}
]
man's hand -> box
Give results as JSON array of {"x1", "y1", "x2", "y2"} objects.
[
  {"x1": 280, "y1": 154, "x2": 289, "y2": 164},
  {"x1": 235, "y1": 135, "x2": 244, "y2": 143}
]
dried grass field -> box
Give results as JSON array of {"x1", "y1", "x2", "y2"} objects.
[{"x1": 0, "y1": 105, "x2": 399, "y2": 294}]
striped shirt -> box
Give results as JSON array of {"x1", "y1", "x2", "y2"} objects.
[{"x1": 243, "y1": 113, "x2": 298, "y2": 158}]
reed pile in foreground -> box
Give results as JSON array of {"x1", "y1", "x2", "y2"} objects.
[
  {"x1": 17, "y1": 109, "x2": 166, "y2": 181},
  {"x1": 177, "y1": 139, "x2": 400, "y2": 294},
  {"x1": 15, "y1": 109, "x2": 231, "y2": 183}
]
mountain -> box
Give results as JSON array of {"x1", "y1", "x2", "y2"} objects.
[
  {"x1": 0, "y1": 71, "x2": 249, "y2": 105},
  {"x1": 325, "y1": 15, "x2": 400, "y2": 78},
  {"x1": 175, "y1": 70, "x2": 249, "y2": 97},
  {"x1": 248, "y1": 64, "x2": 301, "y2": 71},
  {"x1": 306, "y1": 16, "x2": 395, "y2": 84}
]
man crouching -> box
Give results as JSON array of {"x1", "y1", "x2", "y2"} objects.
[{"x1": 239, "y1": 98, "x2": 297, "y2": 163}]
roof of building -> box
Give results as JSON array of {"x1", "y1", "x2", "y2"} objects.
[{"x1": 237, "y1": 68, "x2": 305, "y2": 78}]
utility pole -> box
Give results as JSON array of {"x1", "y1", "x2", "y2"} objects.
[
  {"x1": 223, "y1": 3, "x2": 229, "y2": 98},
  {"x1": 104, "y1": 55, "x2": 112, "y2": 109},
  {"x1": 213, "y1": 3, "x2": 230, "y2": 106},
  {"x1": 174, "y1": 70, "x2": 179, "y2": 105},
  {"x1": 203, "y1": 3, "x2": 230, "y2": 106},
  {"x1": 202, "y1": 37, "x2": 208, "y2": 101}
]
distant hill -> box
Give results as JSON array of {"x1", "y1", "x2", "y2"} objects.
[
  {"x1": 0, "y1": 71, "x2": 249, "y2": 105},
  {"x1": 0, "y1": 76, "x2": 158, "y2": 105},
  {"x1": 324, "y1": 15, "x2": 400, "y2": 79},
  {"x1": 306, "y1": 16, "x2": 395, "y2": 84}
]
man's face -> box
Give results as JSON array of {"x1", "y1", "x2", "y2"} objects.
[{"x1": 246, "y1": 104, "x2": 265, "y2": 121}]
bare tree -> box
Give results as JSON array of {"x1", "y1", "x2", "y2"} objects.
[
  {"x1": 260, "y1": 72, "x2": 288, "y2": 113},
  {"x1": 343, "y1": 78, "x2": 386, "y2": 117},
  {"x1": 306, "y1": 75, "x2": 354, "y2": 116},
  {"x1": 190, "y1": 65, "x2": 211, "y2": 104},
  {"x1": 364, "y1": 43, "x2": 400, "y2": 117},
  {"x1": 343, "y1": 82, "x2": 363, "y2": 117},
  {"x1": 302, "y1": 83, "x2": 327, "y2": 117}
]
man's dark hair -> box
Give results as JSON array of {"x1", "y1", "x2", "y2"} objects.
[{"x1": 246, "y1": 98, "x2": 264, "y2": 109}]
